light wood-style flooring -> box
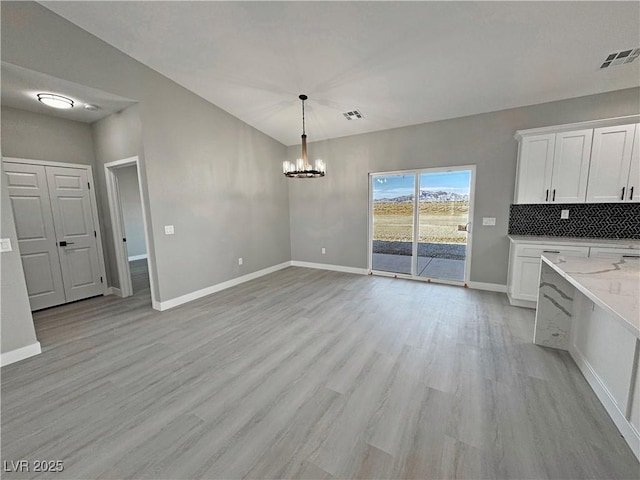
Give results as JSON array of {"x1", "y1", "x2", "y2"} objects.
[{"x1": 2, "y1": 266, "x2": 638, "y2": 479}]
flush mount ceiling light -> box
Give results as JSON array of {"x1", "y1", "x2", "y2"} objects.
[
  {"x1": 37, "y1": 93, "x2": 74, "y2": 109},
  {"x1": 282, "y1": 94, "x2": 326, "y2": 178}
]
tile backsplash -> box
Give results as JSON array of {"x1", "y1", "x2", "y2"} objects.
[{"x1": 508, "y1": 203, "x2": 640, "y2": 239}]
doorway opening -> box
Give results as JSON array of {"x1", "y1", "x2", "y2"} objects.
[
  {"x1": 104, "y1": 157, "x2": 155, "y2": 302},
  {"x1": 369, "y1": 165, "x2": 475, "y2": 284}
]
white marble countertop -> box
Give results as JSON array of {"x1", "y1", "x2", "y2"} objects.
[
  {"x1": 508, "y1": 235, "x2": 640, "y2": 248},
  {"x1": 541, "y1": 254, "x2": 640, "y2": 338}
]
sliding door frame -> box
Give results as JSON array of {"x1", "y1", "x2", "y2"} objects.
[{"x1": 368, "y1": 164, "x2": 476, "y2": 287}]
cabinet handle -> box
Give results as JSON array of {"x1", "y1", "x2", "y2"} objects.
[
  {"x1": 621, "y1": 186, "x2": 626, "y2": 201},
  {"x1": 630, "y1": 186, "x2": 634, "y2": 201},
  {"x1": 552, "y1": 189, "x2": 556, "y2": 201},
  {"x1": 545, "y1": 189, "x2": 549, "y2": 201},
  {"x1": 622, "y1": 255, "x2": 640, "y2": 259},
  {"x1": 543, "y1": 250, "x2": 560, "y2": 254}
]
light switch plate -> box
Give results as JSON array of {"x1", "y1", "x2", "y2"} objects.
[
  {"x1": 238, "y1": 257, "x2": 243, "y2": 265},
  {"x1": 0, "y1": 238, "x2": 12, "y2": 253},
  {"x1": 164, "y1": 225, "x2": 175, "y2": 235},
  {"x1": 561, "y1": 209, "x2": 570, "y2": 220},
  {"x1": 321, "y1": 248, "x2": 326, "y2": 254},
  {"x1": 482, "y1": 217, "x2": 496, "y2": 226}
]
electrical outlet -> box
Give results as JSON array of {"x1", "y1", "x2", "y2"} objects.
[
  {"x1": 482, "y1": 217, "x2": 496, "y2": 226},
  {"x1": 238, "y1": 257, "x2": 243, "y2": 265},
  {"x1": 561, "y1": 209, "x2": 570, "y2": 220},
  {"x1": 164, "y1": 225, "x2": 174, "y2": 235},
  {"x1": 0, "y1": 238, "x2": 12, "y2": 253},
  {"x1": 321, "y1": 247, "x2": 326, "y2": 254}
]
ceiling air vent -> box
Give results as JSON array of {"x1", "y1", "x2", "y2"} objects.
[
  {"x1": 600, "y1": 48, "x2": 640, "y2": 68},
  {"x1": 343, "y1": 110, "x2": 364, "y2": 120}
]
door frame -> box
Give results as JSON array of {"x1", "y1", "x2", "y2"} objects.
[
  {"x1": 104, "y1": 156, "x2": 156, "y2": 305},
  {"x1": 368, "y1": 164, "x2": 476, "y2": 286},
  {"x1": 2, "y1": 157, "x2": 108, "y2": 297}
]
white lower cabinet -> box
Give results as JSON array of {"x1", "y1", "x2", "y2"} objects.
[
  {"x1": 511, "y1": 256, "x2": 544, "y2": 303},
  {"x1": 589, "y1": 247, "x2": 640, "y2": 260},
  {"x1": 507, "y1": 239, "x2": 638, "y2": 308}
]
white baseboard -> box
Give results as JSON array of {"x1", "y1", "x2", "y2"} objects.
[
  {"x1": 128, "y1": 254, "x2": 148, "y2": 261},
  {"x1": 468, "y1": 281, "x2": 507, "y2": 293},
  {"x1": 570, "y1": 344, "x2": 640, "y2": 461},
  {"x1": 1, "y1": 341, "x2": 41, "y2": 367},
  {"x1": 106, "y1": 286, "x2": 123, "y2": 297},
  {"x1": 157, "y1": 262, "x2": 291, "y2": 311},
  {"x1": 290, "y1": 261, "x2": 368, "y2": 275}
]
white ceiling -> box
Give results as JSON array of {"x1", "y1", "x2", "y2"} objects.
[
  {"x1": 1, "y1": 62, "x2": 137, "y2": 123},
  {"x1": 39, "y1": 1, "x2": 640, "y2": 146}
]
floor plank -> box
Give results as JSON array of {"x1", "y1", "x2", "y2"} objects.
[{"x1": 1, "y1": 265, "x2": 638, "y2": 479}]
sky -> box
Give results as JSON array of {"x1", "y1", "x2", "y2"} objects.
[{"x1": 373, "y1": 171, "x2": 471, "y2": 200}]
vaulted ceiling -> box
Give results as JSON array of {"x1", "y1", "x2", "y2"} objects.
[{"x1": 36, "y1": 1, "x2": 640, "y2": 145}]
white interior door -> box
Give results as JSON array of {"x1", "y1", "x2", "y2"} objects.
[
  {"x1": 4, "y1": 163, "x2": 66, "y2": 310},
  {"x1": 45, "y1": 166, "x2": 104, "y2": 302}
]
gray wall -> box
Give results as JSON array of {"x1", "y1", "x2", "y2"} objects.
[
  {"x1": 2, "y1": 2, "x2": 291, "y2": 303},
  {"x1": 1, "y1": 106, "x2": 95, "y2": 165},
  {"x1": 0, "y1": 163, "x2": 38, "y2": 355},
  {"x1": 117, "y1": 165, "x2": 146, "y2": 258},
  {"x1": 90, "y1": 104, "x2": 150, "y2": 291},
  {"x1": 288, "y1": 87, "x2": 640, "y2": 286}
]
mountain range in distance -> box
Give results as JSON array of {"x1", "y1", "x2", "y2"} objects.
[{"x1": 375, "y1": 190, "x2": 470, "y2": 203}]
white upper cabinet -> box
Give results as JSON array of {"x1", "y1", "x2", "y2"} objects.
[
  {"x1": 586, "y1": 124, "x2": 636, "y2": 203},
  {"x1": 627, "y1": 124, "x2": 640, "y2": 203},
  {"x1": 515, "y1": 134, "x2": 555, "y2": 203},
  {"x1": 514, "y1": 116, "x2": 640, "y2": 204},
  {"x1": 550, "y1": 129, "x2": 593, "y2": 203},
  {"x1": 515, "y1": 130, "x2": 592, "y2": 204}
]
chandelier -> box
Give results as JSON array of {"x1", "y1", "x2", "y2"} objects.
[{"x1": 282, "y1": 95, "x2": 326, "y2": 178}]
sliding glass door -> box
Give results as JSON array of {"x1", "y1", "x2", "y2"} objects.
[
  {"x1": 370, "y1": 166, "x2": 474, "y2": 283},
  {"x1": 371, "y1": 174, "x2": 416, "y2": 274}
]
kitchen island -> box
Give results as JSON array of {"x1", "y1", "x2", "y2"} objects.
[{"x1": 535, "y1": 253, "x2": 640, "y2": 460}]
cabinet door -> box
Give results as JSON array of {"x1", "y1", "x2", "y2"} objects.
[
  {"x1": 550, "y1": 129, "x2": 593, "y2": 203},
  {"x1": 515, "y1": 134, "x2": 555, "y2": 204},
  {"x1": 627, "y1": 124, "x2": 640, "y2": 202},
  {"x1": 585, "y1": 124, "x2": 635, "y2": 203},
  {"x1": 512, "y1": 256, "x2": 542, "y2": 302}
]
